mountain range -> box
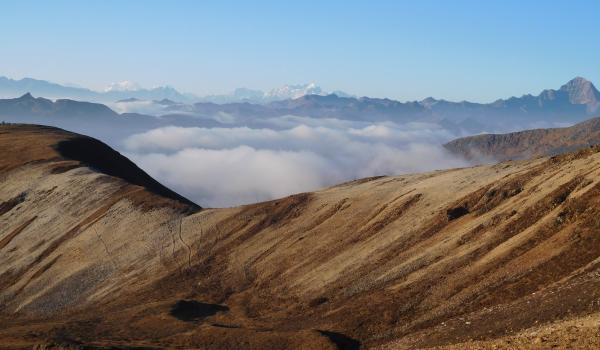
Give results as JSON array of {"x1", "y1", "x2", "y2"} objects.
[
  {"x1": 4, "y1": 75, "x2": 599, "y2": 132},
  {"x1": 196, "y1": 83, "x2": 353, "y2": 104},
  {"x1": 161, "y1": 77, "x2": 600, "y2": 133},
  {"x1": 0, "y1": 76, "x2": 197, "y2": 104},
  {"x1": 1, "y1": 77, "x2": 599, "y2": 151},
  {"x1": 0, "y1": 76, "x2": 350, "y2": 105},
  {"x1": 1, "y1": 76, "x2": 598, "y2": 135},
  {"x1": 0, "y1": 93, "x2": 192, "y2": 145}
]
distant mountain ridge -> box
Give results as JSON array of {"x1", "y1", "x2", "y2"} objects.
[
  {"x1": 444, "y1": 116, "x2": 600, "y2": 161},
  {"x1": 2, "y1": 77, "x2": 600, "y2": 137},
  {"x1": 0, "y1": 76, "x2": 351, "y2": 105},
  {"x1": 0, "y1": 76, "x2": 196, "y2": 104},
  {"x1": 176, "y1": 77, "x2": 600, "y2": 133},
  {"x1": 0, "y1": 93, "x2": 162, "y2": 143},
  {"x1": 195, "y1": 83, "x2": 354, "y2": 104},
  {"x1": 0, "y1": 92, "x2": 118, "y2": 120},
  {"x1": 3, "y1": 76, "x2": 598, "y2": 130},
  {"x1": 0, "y1": 93, "x2": 224, "y2": 144}
]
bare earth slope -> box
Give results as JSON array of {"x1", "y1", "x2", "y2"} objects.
[
  {"x1": 444, "y1": 116, "x2": 600, "y2": 162},
  {"x1": 1, "y1": 125, "x2": 600, "y2": 349}
]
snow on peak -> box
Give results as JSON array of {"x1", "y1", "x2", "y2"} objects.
[
  {"x1": 104, "y1": 81, "x2": 142, "y2": 92},
  {"x1": 266, "y1": 83, "x2": 324, "y2": 100}
]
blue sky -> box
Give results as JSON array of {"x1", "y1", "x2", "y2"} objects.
[{"x1": 1, "y1": 0, "x2": 599, "y2": 102}]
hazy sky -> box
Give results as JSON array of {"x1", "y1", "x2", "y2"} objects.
[{"x1": 2, "y1": 0, "x2": 599, "y2": 102}]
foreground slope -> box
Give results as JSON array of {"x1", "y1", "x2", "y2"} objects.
[
  {"x1": 444, "y1": 116, "x2": 600, "y2": 162},
  {"x1": 1, "y1": 125, "x2": 600, "y2": 349}
]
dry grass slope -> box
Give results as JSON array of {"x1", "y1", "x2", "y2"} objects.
[
  {"x1": 444, "y1": 116, "x2": 600, "y2": 161},
  {"x1": 1, "y1": 124, "x2": 600, "y2": 349}
]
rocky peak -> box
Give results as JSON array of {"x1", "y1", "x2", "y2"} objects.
[
  {"x1": 420, "y1": 97, "x2": 438, "y2": 107},
  {"x1": 560, "y1": 77, "x2": 599, "y2": 105},
  {"x1": 18, "y1": 92, "x2": 35, "y2": 100}
]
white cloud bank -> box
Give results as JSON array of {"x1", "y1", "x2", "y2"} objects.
[
  {"x1": 109, "y1": 100, "x2": 167, "y2": 115},
  {"x1": 124, "y1": 121, "x2": 468, "y2": 207}
]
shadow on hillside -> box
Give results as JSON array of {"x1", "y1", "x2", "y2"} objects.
[
  {"x1": 55, "y1": 136, "x2": 200, "y2": 211},
  {"x1": 169, "y1": 300, "x2": 229, "y2": 322},
  {"x1": 318, "y1": 330, "x2": 361, "y2": 350}
]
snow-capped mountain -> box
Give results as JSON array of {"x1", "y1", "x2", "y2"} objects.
[
  {"x1": 196, "y1": 83, "x2": 353, "y2": 104},
  {"x1": 104, "y1": 80, "x2": 143, "y2": 92},
  {"x1": 0, "y1": 76, "x2": 353, "y2": 105},
  {"x1": 265, "y1": 83, "x2": 324, "y2": 100}
]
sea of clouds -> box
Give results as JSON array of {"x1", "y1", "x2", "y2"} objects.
[{"x1": 123, "y1": 118, "x2": 469, "y2": 207}]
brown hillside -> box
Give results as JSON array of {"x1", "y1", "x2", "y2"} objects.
[
  {"x1": 1, "y1": 125, "x2": 600, "y2": 349},
  {"x1": 444, "y1": 116, "x2": 600, "y2": 162}
]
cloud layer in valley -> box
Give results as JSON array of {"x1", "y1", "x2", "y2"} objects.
[{"x1": 124, "y1": 120, "x2": 469, "y2": 207}]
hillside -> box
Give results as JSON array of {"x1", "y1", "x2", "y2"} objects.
[
  {"x1": 1, "y1": 125, "x2": 600, "y2": 349},
  {"x1": 444, "y1": 116, "x2": 600, "y2": 161}
]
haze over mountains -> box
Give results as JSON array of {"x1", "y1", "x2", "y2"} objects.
[
  {"x1": 2, "y1": 76, "x2": 599, "y2": 207},
  {"x1": 0, "y1": 76, "x2": 350, "y2": 105},
  {"x1": 2, "y1": 76, "x2": 598, "y2": 130},
  {"x1": 196, "y1": 82, "x2": 354, "y2": 104},
  {"x1": 2, "y1": 75, "x2": 599, "y2": 131},
  {"x1": 0, "y1": 76, "x2": 197, "y2": 104},
  {"x1": 178, "y1": 77, "x2": 600, "y2": 133}
]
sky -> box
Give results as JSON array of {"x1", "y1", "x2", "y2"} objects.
[{"x1": 1, "y1": 0, "x2": 599, "y2": 102}]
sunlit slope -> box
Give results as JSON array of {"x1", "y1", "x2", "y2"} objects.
[
  {"x1": 445, "y1": 116, "x2": 600, "y2": 161},
  {"x1": 1, "y1": 124, "x2": 600, "y2": 349}
]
